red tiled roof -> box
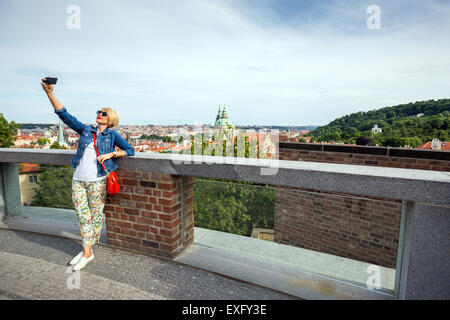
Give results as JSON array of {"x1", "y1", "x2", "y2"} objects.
[
  {"x1": 19, "y1": 163, "x2": 41, "y2": 173},
  {"x1": 417, "y1": 141, "x2": 450, "y2": 151}
]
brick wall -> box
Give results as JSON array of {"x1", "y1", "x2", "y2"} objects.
[
  {"x1": 274, "y1": 187, "x2": 402, "y2": 268},
  {"x1": 101, "y1": 144, "x2": 447, "y2": 267},
  {"x1": 274, "y1": 143, "x2": 449, "y2": 269},
  {"x1": 104, "y1": 169, "x2": 194, "y2": 259},
  {"x1": 279, "y1": 143, "x2": 450, "y2": 171}
]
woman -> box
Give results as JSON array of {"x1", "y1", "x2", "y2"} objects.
[{"x1": 41, "y1": 77, "x2": 135, "y2": 271}]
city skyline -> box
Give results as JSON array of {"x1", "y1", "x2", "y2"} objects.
[{"x1": 1, "y1": 0, "x2": 449, "y2": 126}]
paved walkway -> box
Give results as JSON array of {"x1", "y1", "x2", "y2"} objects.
[{"x1": 0, "y1": 229, "x2": 296, "y2": 300}]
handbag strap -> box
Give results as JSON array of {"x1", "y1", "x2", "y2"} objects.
[{"x1": 92, "y1": 132, "x2": 109, "y2": 176}]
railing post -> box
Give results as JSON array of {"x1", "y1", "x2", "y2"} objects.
[
  {"x1": 398, "y1": 201, "x2": 450, "y2": 299},
  {"x1": 0, "y1": 163, "x2": 23, "y2": 218},
  {"x1": 0, "y1": 164, "x2": 6, "y2": 220},
  {"x1": 393, "y1": 200, "x2": 407, "y2": 298}
]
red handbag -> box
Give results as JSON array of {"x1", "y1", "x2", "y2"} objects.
[{"x1": 93, "y1": 132, "x2": 120, "y2": 194}]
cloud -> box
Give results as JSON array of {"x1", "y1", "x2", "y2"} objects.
[{"x1": 0, "y1": 0, "x2": 449, "y2": 126}]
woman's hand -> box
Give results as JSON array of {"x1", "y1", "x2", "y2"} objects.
[
  {"x1": 41, "y1": 78, "x2": 54, "y2": 95},
  {"x1": 97, "y1": 153, "x2": 113, "y2": 164}
]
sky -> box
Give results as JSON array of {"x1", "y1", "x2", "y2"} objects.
[{"x1": 0, "y1": 0, "x2": 449, "y2": 126}]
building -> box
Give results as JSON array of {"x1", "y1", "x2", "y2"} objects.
[
  {"x1": 14, "y1": 134, "x2": 40, "y2": 147},
  {"x1": 18, "y1": 163, "x2": 41, "y2": 206},
  {"x1": 250, "y1": 227, "x2": 274, "y2": 242},
  {"x1": 417, "y1": 139, "x2": 450, "y2": 151},
  {"x1": 213, "y1": 105, "x2": 235, "y2": 141},
  {"x1": 57, "y1": 120, "x2": 68, "y2": 148},
  {"x1": 214, "y1": 105, "x2": 234, "y2": 128},
  {"x1": 371, "y1": 124, "x2": 382, "y2": 134}
]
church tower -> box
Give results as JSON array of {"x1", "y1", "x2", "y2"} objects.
[
  {"x1": 214, "y1": 105, "x2": 234, "y2": 128},
  {"x1": 57, "y1": 120, "x2": 67, "y2": 147},
  {"x1": 215, "y1": 105, "x2": 221, "y2": 122},
  {"x1": 213, "y1": 104, "x2": 235, "y2": 143}
]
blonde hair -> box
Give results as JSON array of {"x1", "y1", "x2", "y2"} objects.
[{"x1": 101, "y1": 107, "x2": 119, "y2": 128}]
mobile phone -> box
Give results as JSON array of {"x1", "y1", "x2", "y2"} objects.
[{"x1": 44, "y1": 77, "x2": 58, "y2": 85}]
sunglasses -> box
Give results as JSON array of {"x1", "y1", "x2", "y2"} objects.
[{"x1": 96, "y1": 110, "x2": 108, "y2": 117}]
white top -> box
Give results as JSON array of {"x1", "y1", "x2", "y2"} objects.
[{"x1": 73, "y1": 141, "x2": 107, "y2": 182}]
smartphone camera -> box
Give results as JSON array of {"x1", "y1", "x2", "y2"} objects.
[{"x1": 43, "y1": 77, "x2": 58, "y2": 85}]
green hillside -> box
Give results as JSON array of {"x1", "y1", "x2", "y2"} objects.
[{"x1": 307, "y1": 99, "x2": 450, "y2": 147}]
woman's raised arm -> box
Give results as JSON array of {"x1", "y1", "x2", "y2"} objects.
[
  {"x1": 41, "y1": 77, "x2": 87, "y2": 134},
  {"x1": 41, "y1": 77, "x2": 63, "y2": 112}
]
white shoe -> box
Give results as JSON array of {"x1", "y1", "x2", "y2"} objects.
[
  {"x1": 72, "y1": 252, "x2": 94, "y2": 271},
  {"x1": 69, "y1": 251, "x2": 84, "y2": 266}
]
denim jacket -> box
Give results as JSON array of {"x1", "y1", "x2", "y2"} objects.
[{"x1": 54, "y1": 107, "x2": 135, "y2": 177}]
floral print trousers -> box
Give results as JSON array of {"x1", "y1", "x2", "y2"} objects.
[{"x1": 72, "y1": 179, "x2": 108, "y2": 248}]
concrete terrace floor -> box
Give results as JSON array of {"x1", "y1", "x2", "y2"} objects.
[{"x1": 0, "y1": 228, "x2": 297, "y2": 300}]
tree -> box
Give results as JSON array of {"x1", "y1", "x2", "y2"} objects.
[
  {"x1": 308, "y1": 99, "x2": 450, "y2": 146},
  {"x1": 194, "y1": 178, "x2": 274, "y2": 236},
  {"x1": 0, "y1": 113, "x2": 20, "y2": 147},
  {"x1": 50, "y1": 141, "x2": 68, "y2": 149},
  {"x1": 140, "y1": 133, "x2": 174, "y2": 142},
  {"x1": 194, "y1": 179, "x2": 251, "y2": 235},
  {"x1": 356, "y1": 136, "x2": 374, "y2": 146},
  {"x1": 30, "y1": 166, "x2": 73, "y2": 209},
  {"x1": 37, "y1": 138, "x2": 51, "y2": 146},
  {"x1": 179, "y1": 134, "x2": 275, "y2": 237}
]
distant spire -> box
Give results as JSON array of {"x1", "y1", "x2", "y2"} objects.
[
  {"x1": 216, "y1": 105, "x2": 221, "y2": 121},
  {"x1": 57, "y1": 120, "x2": 65, "y2": 145},
  {"x1": 221, "y1": 105, "x2": 228, "y2": 119}
]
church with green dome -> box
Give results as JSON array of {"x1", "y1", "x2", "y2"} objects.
[
  {"x1": 214, "y1": 105, "x2": 234, "y2": 128},
  {"x1": 213, "y1": 105, "x2": 235, "y2": 141}
]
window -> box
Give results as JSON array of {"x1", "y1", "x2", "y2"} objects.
[
  {"x1": 33, "y1": 175, "x2": 38, "y2": 183},
  {"x1": 28, "y1": 176, "x2": 33, "y2": 183}
]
